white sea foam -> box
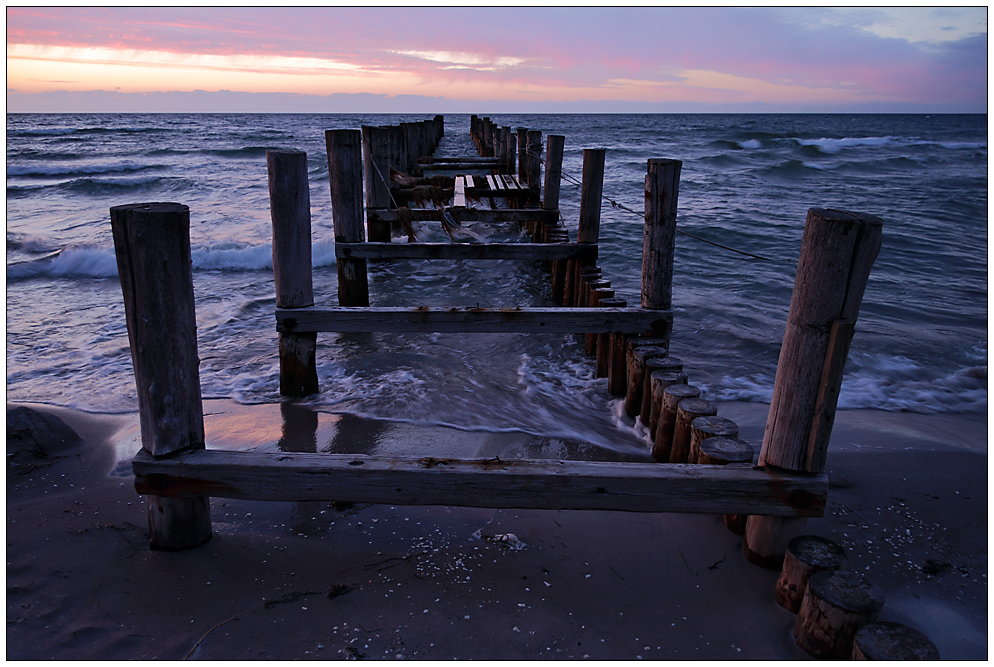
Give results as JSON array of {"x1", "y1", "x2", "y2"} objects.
[{"x1": 796, "y1": 136, "x2": 894, "y2": 153}]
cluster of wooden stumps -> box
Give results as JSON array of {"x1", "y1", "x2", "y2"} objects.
[
  {"x1": 115, "y1": 115, "x2": 883, "y2": 599},
  {"x1": 775, "y1": 535, "x2": 939, "y2": 659}
]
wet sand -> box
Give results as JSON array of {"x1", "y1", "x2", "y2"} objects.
[{"x1": 6, "y1": 399, "x2": 987, "y2": 660}]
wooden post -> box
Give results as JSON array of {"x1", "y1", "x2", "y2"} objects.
[
  {"x1": 526, "y1": 130, "x2": 542, "y2": 200},
  {"x1": 775, "y1": 535, "x2": 847, "y2": 614},
  {"x1": 670, "y1": 398, "x2": 717, "y2": 463},
  {"x1": 507, "y1": 132, "x2": 517, "y2": 185},
  {"x1": 689, "y1": 415, "x2": 738, "y2": 464},
  {"x1": 640, "y1": 356, "x2": 683, "y2": 424},
  {"x1": 326, "y1": 129, "x2": 369, "y2": 307},
  {"x1": 268, "y1": 150, "x2": 319, "y2": 397},
  {"x1": 794, "y1": 569, "x2": 885, "y2": 659},
  {"x1": 543, "y1": 135, "x2": 565, "y2": 212},
  {"x1": 499, "y1": 126, "x2": 510, "y2": 173},
  {"x1": 652, "y1": 384, "x2": 700, "y2": 462},
  {"x1": 696, "y1": 435, "x2": 755, "y2": 534},
  {"x1": 852, "y1": 622, "x2": 939, "y2": 660},
  {"x1": 517, "y1": 127, "x2": 528, "y2": 182},
  {"x1": 594, "y1": 298, "x2": 626, "y2": 385},
  {"x1": 641, "y1": 159, "x2": 680, "y2": 347},
  {"x1": 361, "y1": 125, "x2": 392, "y2": 242},
  {"x1": 648, "y1": 370, "x2": 688, "y2": 439},
  {"x1": 624, "y1": 346, "x2": 668, "y2": 418},
  {"x1": 585, "y1": 285, "x2": 612, "y2": 354},
  {"x1": 110, "y1": 202, "x2": 212, "y2": 550},
  {"x1": 577, "y1": 149, "x2": 606, "y2": 244},
  {"x1": 745, "y1": 208, "x2": 883, "y2": 568}
]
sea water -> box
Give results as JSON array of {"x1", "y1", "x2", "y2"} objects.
[{"x1": 6, "y1": 113, "x2": 987, "y2": 454}]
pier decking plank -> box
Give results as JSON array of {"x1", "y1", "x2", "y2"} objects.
[
  {"x1": 133, "y1": 449, "x2": 827, "y2": 517},
  {"x1": 335, "y1": 242, "x2": 597, "y2": 262}
]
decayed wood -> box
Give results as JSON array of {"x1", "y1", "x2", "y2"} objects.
[
  {"x1": 761, "y1": 208, "x2": 883, "y2": 473},
  {"x1": 689, "y1": 415, "x2": 739, "y2": 464},
  {"x1": 775, "y1": 535, "x2": 847, "y2": 613},
  {"x1": 748, "y1": 208, "x2": 882, "y2": 568},
  {"x1": 652, "y1": 384, "x2": 700, "y2": 462},
  {"x1": 852, "y1": 622, "x2": 939, "y2": 660},
  {"x1": 642, "y1": 159, "x2": 681, "y2": 310},
  {"x1": 648, "y1": 370, "x2": 688, "y2": 439},
  {"x1": 326, "y1": 129, "x2": 369, "y2": 307},
  {"x1": 111, "y1": 203, "x2": 206, "y2": 458},
  {"x1": 132, "y1": 449, "x2": 827, "y2": 516},
  {"x1": 110, "y1": 202, "x2": 212, "y2": 549},
  {"x1": 641, "y1": 356, "x2": 684, "y2": 424},
  {"x1": 267, "y1": 150, "x2": 318, "y2": 397},
  {"x1": 670, "y1": 398, "x2": 717, "y2": 463},
  {"x1": 276, "y1": 305, "x2": 672, "y2": 335},
  {"x1": 367, "y1": 208, "x2": 558, "y2": 224},
  {"x1": 624, "y1": 346, "x2": 669, "y2": 418},
  {"x1": 334, "y1": 242, "x2": 597, "y2": 262},
  {"x1": 793, "y1": 569, "x2": 885, "y2": 659},
  {"x1": 577, "y1": 149, "x2": 606, "y2": 244},
  {"x1": 543, "y1": 134, "x2": 565, "y2": 211}
]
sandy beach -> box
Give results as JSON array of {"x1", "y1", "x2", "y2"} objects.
[{"x1": 7, "y1": 399, "x2": 987, "y2": 660}]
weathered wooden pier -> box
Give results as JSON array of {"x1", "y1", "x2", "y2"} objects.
[{"x1": 113, "y1": 115, "x2": 881, "y2": 572}]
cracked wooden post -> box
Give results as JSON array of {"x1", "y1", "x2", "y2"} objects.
[
  {"x1": 543, "y1": 135, "x2": 565, "y2": 212},
  {"x1": 642, "y1": 159, "x2": 680, "y2": 349},
  {"x1": 744, "y1": 208, "x2": 883, "y2": 568},
  {"x1": 111, "y1": 202, "x2": 212, "y2": 550},
  {"x1": 326, "y1": 129, "x2": 370, "y2": 307},
  {"x1": 268, "y1": 150, "x2": 319, "y2": 397}
]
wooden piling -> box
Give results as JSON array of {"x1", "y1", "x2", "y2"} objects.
[
  {"x1": 517, "y1": 127, "x2": 528, "y2": 182},
  {"x1": 594, "y1": 298, "x2": 627, "y2": 391},
  {"x1": 648, "y1": 370, "x2": 688, "y2": 439},
  {"x1": 689, "y1": 415, "x2": 739, "y2": 464},
  {"x1": 589, "y1": 288, "x2": 616, "y2": 363},
  {"x1": 640, "y1": 356, "x2": 683, "y2": 424},
  {"x1": 526, "y1": 130, "x2": 542, "y2": 199},
  {"x1": 652, "y1": 384, "x2": 700, "y2": 462},
  {"x1": 641, "y1": 159, "x2": 680, "y2": 347},
  {"x1": 852, "y1": 622, "x2": 939, "y2": 660},
  {"x1": 110, "y1": 202, "x2": 212, "y2": 550},
  {"x1": 775, "y1": 535, "x2": 847, "y2": 614},
  {"x1": 360, "y1": 126, "x2": 392, "y2": 242},
  {"x1": 624, "y1": 346, "x2": 669, "y2": 418},
  {"x1": 585, "y1": 284, "x2": 612, "y2": 354},
  {"x1": 745, "y1": 208, "x2": 883, "y2": 568},
  {"x1": 670, "y1": 398, "x2": 717, "y2": 463},
  {"x1": 578, "y1": 149, "x2": 606, "y2": 244},
  {"x1": 267, "y1": 150, "x2": 319, "y2": 397},
  {"x1": 794, "y1": 569, "x2": 885, "y2": 659},
  {"x1": 326, "y1": 129, "x2": 369, "y2": 307},
  {"x1": 697, "y1": 436, "x2": 753, "y2": 466},
  {"x1": 543, "y1": 135, "x2": 565, "y2": 212}
]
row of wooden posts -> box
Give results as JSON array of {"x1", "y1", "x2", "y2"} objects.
[{"x1": 115, "y1": 116, "x2": 881, "y2": 574}]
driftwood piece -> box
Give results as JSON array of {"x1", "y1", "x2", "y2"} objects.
[
  {"x1": 670, "y1": 398, "x2": 717, "y2": 464},
  {"x1": 775, "y1": 535, "x2": 847, "y2": 613},
  {"x1": 793, "y1": 569, "x2": 885, "y2": 659},
  {"x1": 852, "y1": 622, "x2": 939, "y2": 660},
  {"x1": 652, "y1": 384, "x2": 700, "y2": 462}
]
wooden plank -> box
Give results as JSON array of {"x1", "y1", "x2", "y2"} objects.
[
  {"x1": 275, "y1": 306, "x2": 672, "y2": 334},
  {"x1": 423, "y1": 157, "x2": 500, "y2": 164},
  {"x1": 335, "y1": 242, "x2": 598, "y2": 262},
  {"x1": 133, "y1": 449, "x2": 827, "y2": 517},
  {"x1": 485, "y1": 174, "x2": 499, "y2": 190},
  {"x1": 367, "y1": 208, "x2": 559, "y2": 224},
  {"x1": 465, "y1": 175, "x2": 475, "y2": 189},
  {"x1": 453, "y1": 175, "x2": 467, "y2": 208},
  {"x1": 502, "y1": 174, "x2": 519, "y2": 191},
  {"x1": 421, "y1": 162, "x2": 503, "y2": 171}
]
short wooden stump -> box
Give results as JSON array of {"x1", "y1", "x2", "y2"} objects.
[
  {"x1": 852, "y1": 621, "x2": 939, "y2": 660},
  {"x1": 776, "y1": 534, "x2": 847, "y2": 613},
  {"x1": 793, "y1": 569, "x2": 885, "y2": 659}
]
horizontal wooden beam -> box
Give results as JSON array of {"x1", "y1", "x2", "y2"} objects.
[
  {"x1": 335, "y1": 242, "x2": 597, "y2": 262},
  {"x1": 133, "y1": 450, "x2": 827, "y2": 517},
  {"x1": 420, "y1": 163, "x2": 499, "y2": 171},
  {"x1": 275, "y1": 306, "x2": 672, "y2": 334},
  {"x1": 367, "y1": 207, "x2": 558, "y2": 224},
  {"x1": 421, "y1": 157, "x2": 500, "y2": 165}
]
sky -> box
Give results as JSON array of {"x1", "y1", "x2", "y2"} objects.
[{"x1": 6, "y1": 6, "x2": 989, "y2": 113}]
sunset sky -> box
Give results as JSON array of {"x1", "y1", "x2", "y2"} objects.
[{"x1": 6, "y1": 7, "x2": 988, "y2": 113}]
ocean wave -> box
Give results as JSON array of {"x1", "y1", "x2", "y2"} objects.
[
  {"x1": 8, "y1": 126, "x2": 166, "y2": 137},
  {"x1": 7, "y1": 162, "x2": 169, "y2": 178},
  {"x1": 794, "y1": 136, "x2": 894, "y2": 153},
  {"x1": 202, "y1": 146, "x2": 274, "y2": 159},
  {"x1": 6, "y1": 247, "x2": 118, "y2": 280}
]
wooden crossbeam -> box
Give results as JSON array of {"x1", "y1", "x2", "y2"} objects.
[
  {"x1": 133, "y1": 450, "x2": 827, "y2": 517},
  {"x1": 367, "y1": 208, "x2": 559, "y2": 224},
  {"x1": 335, "y1": 242, "x2": 597, "y2": 262},
  {"x1": 421, "y1": 157, "x2": 500, "y2": 165},
  {"x1": 421, "y1": 163, "x2": 500, "y2": 171},
  {"x1": 275, "y1": 306, "x2": 672, "y2": 335}
]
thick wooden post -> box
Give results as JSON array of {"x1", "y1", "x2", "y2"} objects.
[
  {"x1": 499, "y1": 126, "x2": 510, "y2": 173},
  {"x1": 577, "y1": 149, "x2": 606, "y2": 243},
  {"x1": 361, "y1": 126, "x2": 392, "y2": 242},
  {"x1": 326, "y1": 129, "x2": 370, "y2": 307},
  {"x1": 543, "y1": 135, "x2": 565, "y2": 211},
  {"x1": 268, "y1": 150, "x2": 319, "y2": 397},
  {"x1": 526, "y1": 130, "x2": 542, "y2": 199},
  {"x1": 517, "y1": 127, "x2": 528, "y2": 182},
  {"x1": 642, "y1": 159, "x2": 680, "y2": 347},
  {"x1": 744, "y1": 208, "x2": 883, "y2": 568},
  {"x1": 111, "y1": 202, "x2": 212, "y2": 550}
]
